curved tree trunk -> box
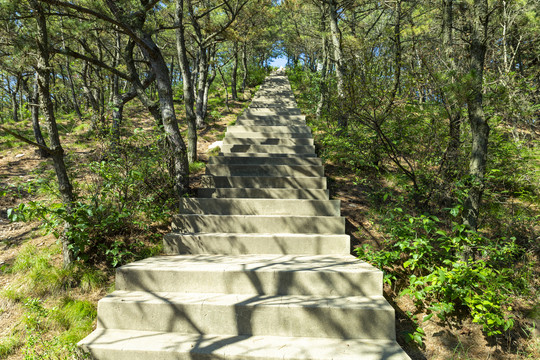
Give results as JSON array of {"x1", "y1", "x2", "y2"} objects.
[
  {"x1": 141, "y1": 33, "x2": 189, "y2": 196},
  {"x1": 30, "y1": 0, "x2": 76, "y2": 267}
]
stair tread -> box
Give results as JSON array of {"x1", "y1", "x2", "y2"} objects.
[
  {"x1": 103, "y1": 290, "x2": 390, "y2": 309},
  {"x1": 117, "y1": 254, "x2": 377, "y2": 274},
  {"x1": 80, "y1": 329, "x2": 410, "y2": 360}
]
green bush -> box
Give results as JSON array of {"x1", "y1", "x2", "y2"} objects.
[
  {"x1": 357, "y1": 208, "x2": 528, "y2": 337},
  {"x1": 7, "y1": 131, "x2": 174, "y2": 267}
]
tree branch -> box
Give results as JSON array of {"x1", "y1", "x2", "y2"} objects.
[
  {"x1": 38, "y1": 0, "x2": 151, "y2": 53},
  {"x1": 51, "y1": 47, "x2": 132, "y2": 81},
  {"x1": 0, "y1": 125, "x2": 51, "y2": 153}
]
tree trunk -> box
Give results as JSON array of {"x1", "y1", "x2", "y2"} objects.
[
  {"x1": 328, "y1": 0, "x2": 347, "y2": 131},
  {"x1": 11, "y1": 92, "x2": 19, "y2": 122},
  {"x1": 175, "y1": 0, "x2": 198, "y2": 163},
  {"x1": 82, "y1": 62, "x2": 100, "y2": 129},
  {"x1": 203, "y1": 64, "x2": 216, "y2": 120},
  {"x1": 317, "y1": 9, "x2": 329, "y2": 120},
  {"x1": 195, "y1": 48, "x2": 209, "y2": 128},
  {"x1": 231, "y1": 42, "x2": 238, "y2": 100},
  {"x1": 30, "y1": 0, "x2": 76, "y2": 267},
  {"x1": 122, "y1": 40, "x2": 162, "y2": 128},
  {"x1": 61, "y1": 21, "x2": 83, "y2": 120},
  {"x1": 242, "y1": 42, "x2": 248, "y2": 94},
  {"x1": 30, "y1": 72, "x2": 49, "y2": 158},
  {"x1": 463, "y1": 0, "x2": 490, "y2": 236},
  {"x1": 218, "y1": 66, "x2": 230, "y2": 112},
  {"x1": 140, "y1": 32, "x2": 190, "y2": 196},
  {"x1": 442, "y1": 0, "x2": 462, "y2": 177}
]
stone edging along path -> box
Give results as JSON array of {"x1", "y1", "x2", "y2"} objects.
[{"x1": 78, "y1": 71, "x2": 411, "y2": 360}]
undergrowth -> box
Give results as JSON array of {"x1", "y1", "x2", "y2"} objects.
[
  {"x1": 288, "y1": 66, "x2": 539, "y2": 354},
  {"x1": 7, "y1": 129, "x2": 173, "y2": 267}
]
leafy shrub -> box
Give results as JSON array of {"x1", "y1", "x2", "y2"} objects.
[
  {"x1": 357, "y1": 208, "x2": 527, "y2": 337},
  {"x1": 7, "y1": 131, "x2": 174, "y2": 267}
]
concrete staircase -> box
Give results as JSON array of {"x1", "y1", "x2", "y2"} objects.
[{"x1": 79, "y1": 72, "x2": 411, "y2": 360}]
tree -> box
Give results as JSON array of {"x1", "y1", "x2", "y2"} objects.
[{"x1": 41, "y1": 0, "x2": 190, "y2": 196}]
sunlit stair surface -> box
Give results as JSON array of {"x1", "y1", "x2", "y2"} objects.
[{"x1": 78, "y1": 71, "x2": 411, "y2": 359}]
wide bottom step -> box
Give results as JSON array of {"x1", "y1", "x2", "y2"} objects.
[{"x1": 79, "y1": 330, "x2": 411, "y2": 360}]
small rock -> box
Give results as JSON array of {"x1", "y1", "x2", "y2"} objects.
[
  {"x1": 208, "y1": 141, "x2": 223, "y2": 151},
  {"x1": 15, "y1": 153, "x2": 24, "y2": 158}
]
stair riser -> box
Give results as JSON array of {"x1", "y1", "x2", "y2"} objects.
[
  {"x1": 116, "y1": 269, "x2": 381, "y2": 296},
  {"x1": 163, "y1": 233, "x2": 349, "y2": 256},
  {"x1": 198, "y1": 188, "x2": 329, "y2": 199},
  {"x1": 208, "y1": 156, "x2": 321, "y2": 165},
  {"x1": 206, "y1": 165, "x2": 323, "y2": 177},
  {"x1": 179, "y1": 199, "x2": 341, "y2": 216},
  {"x1": 250, "y1": 102, "x2": 297, "y2": 107},
  {"x1": 218, "y1": 152, "x2": 317, "y2": 158},
  {"x1": 171, "y1": 215, "x2": 345, "y2": 234},
  {"x1": 201, "y1": 176, "x2": 326, "y2": 189},
  {"x1": 235, "y1": 120, "x2": 306, "y2": 126},
  {"x1": 227, "y1": 126, "x2": 310, "y2": 134},
  {"x1": 223, "y1": 137, "x2": 314, "y2": 146},
  {"x1": 224, "y1": 132, "x2": 312, "y2": 139},
  {"x1": 97, "y1": 299, "x2": 395, "y2": 340},
  {"x1": 221, "y1": 145, "x2": 315, "y2": 154},
  {"x1": 236, "y1": 114, "x2": 306, "y2": 121},
  {"x1": 242, "y1": 109, "x2": 302, "y2": 116}
]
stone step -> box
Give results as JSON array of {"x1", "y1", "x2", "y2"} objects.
[
  {"x1": 96, "y1": 291, "x2": 395, "y2": 340},
  {"x1": 201, "y1": 175, "x2": 326, "y2": 189},
  {"x1": 227, "y1": 125, "x2": 311, "y2": 134},
  {"x1": 206, "y1": 164, "x2": 323, "y2": 177},
  {"x1": 198, "y1": 188, "x2": 329, "y2": 199},
  {"x1": 163, "y1": 232, "x2": 349, "y2": 255},
  {"x1": 242, "y1": 108, "x2": 302, "y2": 116},
  {"x1": 251, "y1": 97, "x2": 297, "y2": 103},
  {"x1": 115, "y1": 254, "x2": 382, "y2": 296},
  {"x1": 218, "y1": 152, "x2": 317, "y2": 158},
  {"x1": 171, "y1": 214, "x2": 345, "y2": 234},
  {"x1": 79, "y1": 330, "x2": 411, "y2": 360},
  {"x1": 236, "y1": 114, "x2": 306, "y2": 121},
  {"x1": 249, "y1": 103, "x2": 298, "y2": 109},
  {"x1": 223, "y1": 137, "x2": 314, "y2": 146},
  {"x1": 225, "y1": 131, "x2": 312, "y2": 139},
  {"x1": 235, "y1": 119, "x2": 306, "y2": 126},
  {"x1": 221, "y1": 144, "x2": 315, "y2": 154},
  {"x1": 208, "y1": 155, "x2": 320, "y2": 165},
  {"x1": 179, "y1": 198, "x2": 340, "y2": 216}
]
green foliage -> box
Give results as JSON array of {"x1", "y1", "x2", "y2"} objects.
[
  {"x1": 0, "y1": 335, "x2": 22, "y2": 358},
  {"x1": 2, "y1": 244, "x2": 68, "y2": 298},
  {"x1": 245, "y1": 65, "x2": 270, "y2": 88},
  {"x1": 189, "y1": 161, "x2": 206, "y2": 173},
  {"x1": 19, "y1": 297, "x2": 94, "y2": 359},
  {"x1": 1, "y1": 243, "x2": 108, "y2": 301},
  {"x1": 7, "y1": 131, "x2": 174, "y2": 267},
  {"x1": 404, "y1": 311, "x2": 426, "y2": 348},
  {"x1": 357, "y1": 208, "x2": 527, "y2": 337}
]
